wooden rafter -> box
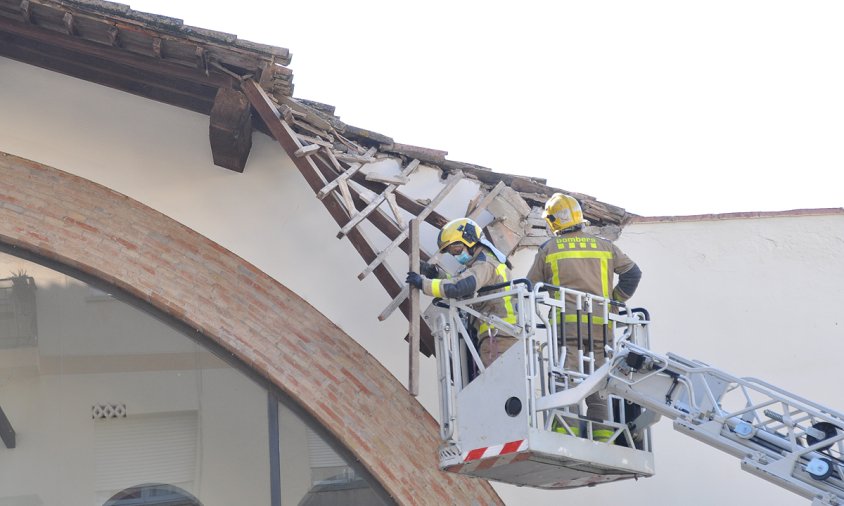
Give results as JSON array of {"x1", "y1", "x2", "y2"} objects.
[
  {"x1": 377, "y1": 181, "x2": 506, "y2": 322},
  {"x1": 338, "y1": 159, "x2": 420, "y2": 239},
  {"x1": 316, "y1": 147, "x2": 376, "y2": 200},
  {"x1": 357, "y1": 171, "x2": 463, "y2": 281},
  {"x1": 303, "y1": 147, "x2": 430, "y2": 263},
  {"x1": 242, "y1": 79, "x2": 436, "y2": 355},
  {"x1": 352, "y1": 174, "x2": 450, "y2": 230},
  {"x1": 310, "y1": 154, "x2": 430, "y2": 261}
]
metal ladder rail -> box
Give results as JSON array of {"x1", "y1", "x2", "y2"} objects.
[
  {"x1": 532, "y1": 283, "x2": 630, "y2": 379},
  {"x1": 531, "y1": 283, "x2": 650, "y2": 444},
  {"x1": 434, "y1": 311, "x2": 456, "y2": 442}
]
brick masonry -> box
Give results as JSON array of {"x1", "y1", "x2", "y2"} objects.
[{"x1": 0, "y1": 151, "x2": 503, "y2": 506}]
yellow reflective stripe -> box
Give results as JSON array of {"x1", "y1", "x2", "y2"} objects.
[
  {"x1": 555, "y1": 424, "x2": 579, "y2": 436},
  {"x1": 563, "y1": 313, "x2": 606, "y2": 325},
  {"x1": 593, "y1": 429, "x2": 614, "y2": 442},
  {"x1": 496, "y1": 263, "x2": 517, "y2": 323},
  {"x1": 431, "y1": 279, "x2": 443, "y2": 298},
  {"x1": 545, "y1": 250, "x2": 613, "y2": 298},
  {"x1": 567, "y1": 241, "x2": 597, "y2": 249},
  {"x1": 478, "y1": 263, "x2": 517, "y2": 334}
]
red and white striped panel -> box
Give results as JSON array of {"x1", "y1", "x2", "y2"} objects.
[
  {"x1": 445, "y1": 440, "x2": 528, "y2": 474},
  {"x1": 464, "y1": 439, "x2": 527, "y2": 462}
]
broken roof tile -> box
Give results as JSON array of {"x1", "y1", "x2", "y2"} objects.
[
  {"x1": 63, "y1": 0, "x2": 130, "y2": 15},
  {"x1": 182, "y1": 25, "x2": 238, "y2": 44}
]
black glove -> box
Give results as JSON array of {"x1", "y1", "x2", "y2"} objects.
[
  {"x1": 406, "y1": 271, "x2": 423, "y2": 289},
  {"x1": 420, "y1": 261, "x2": 439, "y2": 278}
]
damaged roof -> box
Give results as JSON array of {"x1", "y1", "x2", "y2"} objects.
[{"x1": 0, "y1": 0, "x2": 632, "y2": 227}]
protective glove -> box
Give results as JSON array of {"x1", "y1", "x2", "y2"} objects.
[
  {"x1": 406, "y1": 271, "x2": 423, "y2": 289},
  {"x1": 420, "y1": 261, "x2": 440, "y2": 279}
]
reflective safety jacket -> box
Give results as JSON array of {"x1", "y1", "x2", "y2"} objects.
[
  {"x1": 526, "y1": 229, "x2": 641, "y2": 325},
  {"x1": 421, "y1": 248, "x2": 517, "y2": 335}
]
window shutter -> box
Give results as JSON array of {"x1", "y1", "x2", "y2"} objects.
[
  {"x1": 95, "y1": 411, "x2": 198, "y2": 492},
  {"x1": 305, "y1": 427, "x2": 345, "y2": 469}
]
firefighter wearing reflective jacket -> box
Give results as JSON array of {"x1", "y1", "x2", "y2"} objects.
[
  {"x1": 406, "y1": 218, "x2": 517, "y2": 368},
  {"x1": 527, "y1": 193, "x2": 642, "y2": 440}
]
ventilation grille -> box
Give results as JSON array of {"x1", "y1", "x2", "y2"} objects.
[{"x1": 92, "y1": 403, "x2": 127, "y2": 419}]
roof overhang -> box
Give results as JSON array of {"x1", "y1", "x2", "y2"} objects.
[{"x1": 0, "y1": 0, "x2": 292, "y2": 171}]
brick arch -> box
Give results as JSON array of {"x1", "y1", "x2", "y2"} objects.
[{"x1": 0, "y1": 152, "x2": 502, "y2": 506}]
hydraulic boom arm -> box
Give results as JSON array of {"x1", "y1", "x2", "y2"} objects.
[{"x1": 537, "y1": 341, "x2": 844, "y2": 505}]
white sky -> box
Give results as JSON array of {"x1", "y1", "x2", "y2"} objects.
[{"x1": 127, "y1": 0, "x2": 842, "y2": 216}]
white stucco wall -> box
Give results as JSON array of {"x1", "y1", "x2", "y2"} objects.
[
  {"x1": 0, "y1": 56, "x2": 456, "y2": 415},
  {"x1": 4, "y1": 54, "x2": 844, "y2": 505},
  {"x1": 0, "y1": 259, "x2": 272, "y2": 506},
  {"x1": 495, "y1": 213, "x2": 844, "y2": 505}
]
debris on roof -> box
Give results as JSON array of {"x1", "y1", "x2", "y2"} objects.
[{"x1": 273, "y1": 94, "x2": 634, "y2": 230}]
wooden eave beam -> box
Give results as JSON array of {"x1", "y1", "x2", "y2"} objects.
[
  {"x1": 0, "y1": 31, "x2": 218, "y2": 114},
  {"x1": 242, "y1": 79, "x2": 435, "y2": 355},
  {"x1": 209, "y1": 88, "x2": 252, "y2": 172},
  {"x1": 0, "y1": 15, "x2": 242, "y2": 97}
]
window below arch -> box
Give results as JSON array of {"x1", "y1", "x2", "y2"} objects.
[
  {"x1": 0, "y1": 249, "x2": 391, "y2": 505},
  {"x1": 104, "y1": 483, "x2": 201, "y2": 506}
]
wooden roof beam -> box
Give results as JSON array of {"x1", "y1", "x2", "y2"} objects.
[
  {"x1": 0, "y1": 16, "x2": 242, "y2": 93},
  {"x1": 0, "y1": 34, "x2": 218, "y2": 113}
]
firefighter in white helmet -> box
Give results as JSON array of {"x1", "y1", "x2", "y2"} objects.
[
  {"x1": 527, "y1": 193, "x2": 642, "y2": 441},
  {"x1": 406, "y1": 217, "x2": 517, "y2": 368}
]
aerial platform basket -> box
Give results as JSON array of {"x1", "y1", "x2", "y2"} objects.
[
  {"x1": 430, "y1": 281, "x2": 656, "y2": 489},
  {"x1": 439, "y1": 426, "x2": 654, "y2": 489}
]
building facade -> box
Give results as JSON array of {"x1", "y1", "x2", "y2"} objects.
[{"x1": 2, "y1": 3, "x2": 843, "y2": 505}]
